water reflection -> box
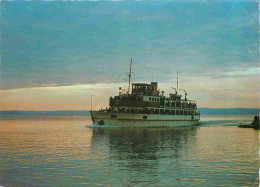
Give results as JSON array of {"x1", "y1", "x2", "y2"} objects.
[
  {"x1": 92, "y1": 127, "x2": 198, "y2": 159},
  {"x1": 91, "y1": 127, "x2": 199, "y2": 185},
  {"x1": 0, "y1": 117, "x2": 93, "y2": 161},
  {"x1": 0, "y1": 116, "x2": 259, "y2": 186}
]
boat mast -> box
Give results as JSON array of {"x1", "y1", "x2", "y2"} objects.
[
  {"x1": 128, "y1": 58, "x2": 132, "y2": 95},
  {"x1": 177, "y1": 72, "x2": 179, "y2": 94}
]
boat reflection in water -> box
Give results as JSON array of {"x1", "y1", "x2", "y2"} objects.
[{"x1": 91, "y1": 126, "x2": 199, "y2": 185}]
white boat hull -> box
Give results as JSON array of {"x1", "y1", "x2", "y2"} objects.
[{"x1": 90, "y1": 111, "x2": 200, "y2": 127}]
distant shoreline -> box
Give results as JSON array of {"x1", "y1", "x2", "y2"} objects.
[{"x1": 0, "y1": 108, "x2": 259, "y2": 116}]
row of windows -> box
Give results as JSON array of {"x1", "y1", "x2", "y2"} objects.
[
  {"x1": 115, "y1": 108, "x2": 197, "y2": 115},
  {"x1": 151, "y1": 110, "x2": 196, "y2": 115},
  {"x1": 149, "y1": 97, "x2": 160, "y2": 102},
  {"x1": 133, "y1": 85, "x2": 153, "y2": 89}
]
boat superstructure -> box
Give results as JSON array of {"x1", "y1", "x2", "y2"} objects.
[{"x1": 90, "y1": 59, "x2": 200, "y2": 127}]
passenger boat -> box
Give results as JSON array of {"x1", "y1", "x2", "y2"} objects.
[{"x1": 90, "y1": 59, "x2": 200, "y2": 127}]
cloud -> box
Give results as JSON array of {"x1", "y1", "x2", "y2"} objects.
[
  {"x1": 1, "y1": 74, "x2": 259, "y2": 110},
  {"x1": 2, "y1": 1, "x2": 258, "y2": 89}
]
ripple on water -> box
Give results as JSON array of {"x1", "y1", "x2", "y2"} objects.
[{"x1": 0, "y1": 116, "x2": 258, "y2": 186}]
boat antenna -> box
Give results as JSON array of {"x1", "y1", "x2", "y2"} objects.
[
  {"x1": 177, "y1": 72, "x2": 179, "y2": 94},
  {"x1": 128, "y1": 58, "x2": 132, "y2": 95}
]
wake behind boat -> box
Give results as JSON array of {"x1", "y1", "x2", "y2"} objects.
[{"x1": 90, "y1": 58, "x2": 200, "y2": 127}]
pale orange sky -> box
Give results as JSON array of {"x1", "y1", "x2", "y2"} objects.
[{"x1": 1, "y1": 75, "x2": 259, "y2": 111}]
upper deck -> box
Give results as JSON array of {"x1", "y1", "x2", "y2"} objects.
[{"x1": 110, "y1": 82, "x2": 198, "y2": 110}]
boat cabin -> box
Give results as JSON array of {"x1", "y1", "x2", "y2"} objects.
[{"x1": 131, "y1": 82, "x2": 159, "y2": 96}]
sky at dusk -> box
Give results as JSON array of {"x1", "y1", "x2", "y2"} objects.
[{"x1": 1, "y1": 0, "x2": 259, "y2": 110}]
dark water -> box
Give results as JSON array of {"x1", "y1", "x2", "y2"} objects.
[{"x1": 0, "y1": 115, "x2": 259, "y2": 186}]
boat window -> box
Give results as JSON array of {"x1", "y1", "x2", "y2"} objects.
[{"x1": 149, "y1": 97, "x2": 151, "y2": 101}]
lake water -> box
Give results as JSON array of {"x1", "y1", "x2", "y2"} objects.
[{"x1": 0, "y1": 115, "x2": 259, "y2": 186}]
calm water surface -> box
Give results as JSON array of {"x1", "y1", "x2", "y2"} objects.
[{"x1": 0, "y1": 115, "x2": 259, "y2": 186}]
